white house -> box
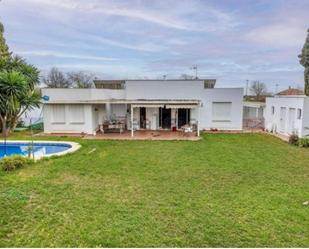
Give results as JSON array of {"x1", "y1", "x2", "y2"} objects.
[
  {"x1": 265, "y1": 95, "x2": 309, "y2": 137},
  {"x1": 41, "y1": 79, "x2": 244, "y2": 136}
]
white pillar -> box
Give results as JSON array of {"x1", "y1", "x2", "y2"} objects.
[
  {"x1": 131, "y1": 105, "x2": 134, "y2": 137},
  {"x1": 255, "y1": 107, "x2": 259, "y2": 118},
  {"x1": 197, "y1": 105, "x2": 200, "y2": 137}
]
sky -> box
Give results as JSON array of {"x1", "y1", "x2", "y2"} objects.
[{"x1": 0, "y1": 0, "x2": 309, "y2": 91}]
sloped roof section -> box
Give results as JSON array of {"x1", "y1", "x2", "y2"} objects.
[{"x1": 277, "y1": 88, "x2": 304, "y2": 96}]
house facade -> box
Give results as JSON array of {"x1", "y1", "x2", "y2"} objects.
[
  {"x1": 41, "y1": 80, "x2": 244, "y2": 136},
  {"x1": 265, "y1": 95, "x2": 309, "y2": 137}
]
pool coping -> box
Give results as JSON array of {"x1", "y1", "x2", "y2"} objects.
[{"x1": 0, "y1": 140, "x2": 81, "y2": 160}]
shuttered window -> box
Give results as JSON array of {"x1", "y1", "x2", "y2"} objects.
[
  {"x1": 212, "y1": 102, "x2": 232, "y2": 121},
  {"x1": 52, "y1": 105, "x2": 66, "y2": 123},
  {"x1": 69, "y1": 105, "x2": 85, "y2": 123}
]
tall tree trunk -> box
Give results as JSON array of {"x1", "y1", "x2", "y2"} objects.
[
  {"x1": 1, "y1": 116, "x2": 9, "y2": 137},
  {"x1": 305, "y1": 68, "x2": 309, "y2": 96},
  {"x1": 11, "y1": 116, "x2": 19, "y2": 132}
]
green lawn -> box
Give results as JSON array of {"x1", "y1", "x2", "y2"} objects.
[{"x1": 0, "y1": 133, "x2": 308, "y2": 247}]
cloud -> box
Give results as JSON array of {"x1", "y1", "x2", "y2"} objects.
[
  {"x1": 16, "y1": 50, "x2": 118, "y2": 61},
  {"x1": 5, "y1": 0, "x2": 237, "y2": 32},
  {"x1": 244, "y1": 1, "x2": 309, "y2": 48},
  {"x1": 246, "y1": 24, "x2": 306, "y2": 48},
  {"x1": 1, "y1": 0, "x2": 307, "y2": 89}
]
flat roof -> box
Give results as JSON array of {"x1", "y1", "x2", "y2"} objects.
[
  {"x1": 94, "y1": 79, "x2": 216, "y2": 82},
  {"x1": 44, "y1": 99, "x2": 201, "y2": 104}
]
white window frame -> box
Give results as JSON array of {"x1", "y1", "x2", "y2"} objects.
[{"x1": 212, "y1": 102, "x2": 232, "y2": 122}]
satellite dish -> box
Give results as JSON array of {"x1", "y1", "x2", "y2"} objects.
[{"x1": 42, "y1": 95, "x2": 50, "y2": 101}]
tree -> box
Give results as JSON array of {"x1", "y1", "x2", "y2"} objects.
[
  {"x1": 299, "y1": 29, "x2": 309, "y2": 96},
  {"x1": 0, "y1": 22, "x2": 40, "y2": 136},
  {"x1": 43, "y1": 67, "x2": 71, "y2": 88},
  {"x1": 0, "y1": 70, "x2": 40, "y2": 136},
  {"x1": 179, "y1": 74, "x2": 194, "y2": 80},
  {"x1": 67, "y1": 71, "x2": 94, "y2": 88},
  {"x1": 0, "y1": 22, "x2": 11, "y2": 60},
  {"x1": 250, "y1": 81, "x2": 267, "y2": 100}
]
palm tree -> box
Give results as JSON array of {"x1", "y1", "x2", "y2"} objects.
[{"x1": 0, "y1": 70, "x2": 40, "y2": 136}]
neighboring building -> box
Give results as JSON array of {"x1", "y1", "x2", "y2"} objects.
[
  {"x1": 265, "y1": 92, "x2": 309, "y2": 137},
  {"x1": 277, "y1": 87, "x2": 304, "y2": 96},
  {"x1": 41, "y1": 79, "x2": 244, "y2": 136}
]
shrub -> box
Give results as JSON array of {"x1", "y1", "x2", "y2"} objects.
[
  {"x1": 0, "y1": 156, "x2": 33, "y2": 172},
  {"x1": 298, "y1": 138, "x2": 309, "y2": 148},
  {"x1": 289, "y1": 134, "x2": 299, "y2": 145}
]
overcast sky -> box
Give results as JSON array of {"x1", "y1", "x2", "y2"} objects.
[{"x1": 1, "y1": 0, "x2": 308, "y2": 91}]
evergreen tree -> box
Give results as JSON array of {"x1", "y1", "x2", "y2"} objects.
[
  {"x1": 0, "y1": 22, "x2": 11, "y2": 60},
  {"x1": 299, "y1": 29, "x2": 309, "y2": 96}
]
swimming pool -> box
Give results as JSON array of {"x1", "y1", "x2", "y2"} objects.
[{"x1": 0, "y1": 141, "x2": 80, "y2": 159}]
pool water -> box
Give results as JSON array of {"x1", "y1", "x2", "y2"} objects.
[{"x1": 0, "y1": 142, "x2": 72, "y2": 158}]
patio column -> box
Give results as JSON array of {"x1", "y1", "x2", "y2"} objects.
[
  {"x1": 197, "y1": 105, "x2": 200, "y2": 137},
  {"x1": 255, "y1": 107, "x2": 259, "y2": 118},
  {"x1": 131, "y1": 105, "x2": 134, "y2": 137}
]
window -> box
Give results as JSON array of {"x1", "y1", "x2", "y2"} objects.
[
  {"x1": 52, "y1": 105, "x2": 65, "y2": 123},
  {"x1": 212, "y1": 102, "x2": 232, "y2": 121},
  {"x1": 271, "y1": 106, "x2": 275, "y2": 115},
  {"x1": 94, "y1": 80, "x2": 125, "y2": 89},
  {"x1": 204, "y1": 79, "x2": 216, "y2": 88},
  {"x1": 69, "y1": 105, "x2": 85, "y2": 123},
  {"x1": 297, "y1": 108, "x2": 302, "y2": 119}
]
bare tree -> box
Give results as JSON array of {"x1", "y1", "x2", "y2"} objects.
[
  {"x1": 250, "y1": 81, "x2": 267, "y2": 100},
  {"x1": 180, "y1": 74, "x2": 194, "y2": 80},
  {"x1": 67, "y1": 71, "x2": 94, "y2": 88},
  {"x1": 43, "y1": 67, "x2": 71, "y2": 88}
]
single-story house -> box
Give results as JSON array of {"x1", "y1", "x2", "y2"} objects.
[
  {"x1": 265, "y1": 89, "x2": 309, "y2": 137},
  {"x1": 41, "y1": 79, "x2": 244, "y2": 136}
]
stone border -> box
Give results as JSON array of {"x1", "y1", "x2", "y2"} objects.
[{"x1": 0, "y1": 140, "x2": 81, "y2": 160}]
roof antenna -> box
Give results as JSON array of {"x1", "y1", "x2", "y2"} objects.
[
  {"x1": 245, "y1": 79, "x2": 249, "y2": 97},
  {"x1": 275, "y1": 84, "x2": 279, "y2": 94},
  {"x1": 190, "y1": 65, "x2": 198, "y2": 79}
]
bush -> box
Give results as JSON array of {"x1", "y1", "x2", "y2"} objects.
[
  {"x1": 289, "y1": 134, "x2": 299, "y2": 145},
  {"x1": 0, "y1": 156, "x2": 33, "y2": 172},
  {"x1": 298, "y1": 138, "x2": 309, "y2": 148}
]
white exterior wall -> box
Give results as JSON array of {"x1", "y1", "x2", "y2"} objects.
[
  {"x1": 201, "y1": 88, "x2": 243, "y2": 130},
  {"x1": 110, "y1": 104, "x2": 127, "y2": 119},
  {"x1": 41, "y1": 88, "x2": 126, "y2": 102},
  {"x1": 302, "y1": 98, "x2": 309, "y2": 136},
  {"x1": 265, "y1": 96, "x2": 307, "y2": 136},
  {"x1": 126, "y1": 81, "x2": 243, "y2": 130},
  {"x1": 43, "y1": 104, "x2": 95, "y2": 134},
  {"x1": 42, "y1": 81, "x2": 244, "y2": 133}
]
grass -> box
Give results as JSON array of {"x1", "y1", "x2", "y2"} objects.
[{"x1": 0, "y1": 132, "x2": 308, "y2": 247}]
